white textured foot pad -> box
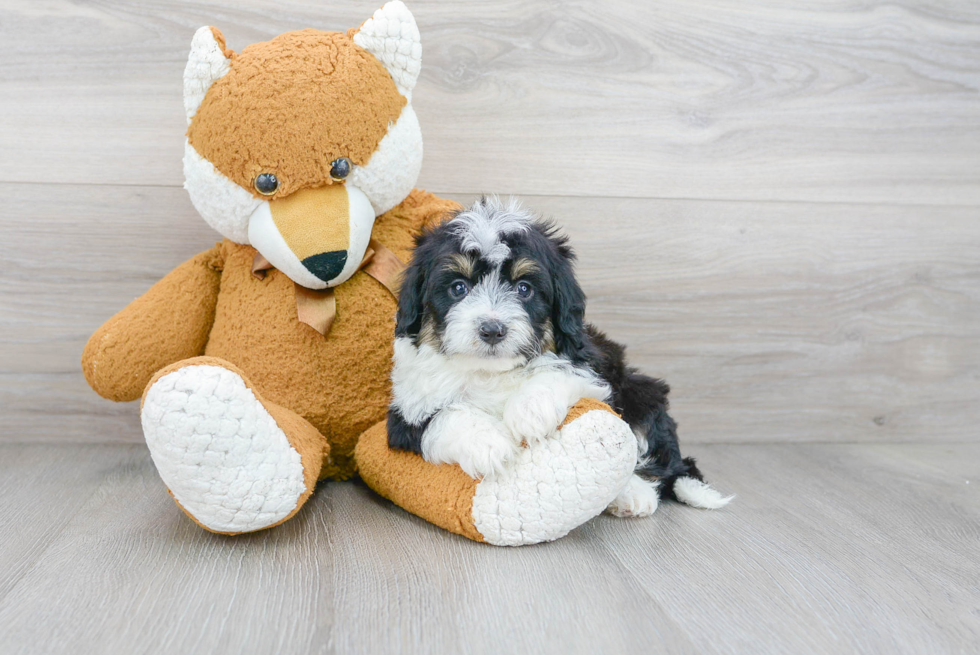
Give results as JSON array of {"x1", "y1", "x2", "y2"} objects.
[
  {"x1": 472, "y1": 410, "x2": 638, "y2": 546},
  {"x1": 141, "y1": 365, "x2": 307, "y2": 533}
]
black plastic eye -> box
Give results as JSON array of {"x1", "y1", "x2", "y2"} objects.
[
  {"x1": 330, "y1": 157, "x2": 352, "y2": 181},
  {"x1": 254, "y1": 173, "x2": 279, "y2": 196},
  {"x1": 449, "y1": 280, "x2": 470, "y2": 299},
  {"x1": 516, "y1": 281, "x2": 533, "y2": 299}
]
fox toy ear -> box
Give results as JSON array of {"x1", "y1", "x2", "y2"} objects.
[
  {"x1": 352, "y1": 1, "x2": 422, "y2": 101},
  {"x1": 183, "y1": 26, "x2": 232, "y2": 124}
]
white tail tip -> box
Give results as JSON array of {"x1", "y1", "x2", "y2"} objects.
[{"x1": 674, "y1": 476, "x2": 734, "y2": 509}]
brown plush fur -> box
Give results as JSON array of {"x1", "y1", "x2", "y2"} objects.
[
  {"x1": 187, "y1": 28, "x2": 406, "y2": 198},
  {"x1": 355, "y1": 399, "x2": 619, "y2": 542},
  {"x1": 85, "y1": 189, "x2": 459, "y2": 482},
  {"x1": 356, "y1": 419, "x2": 485, "y2": 542},
  {"x1": 82, "y1": 248, "x2": 223, "y2": 402}
]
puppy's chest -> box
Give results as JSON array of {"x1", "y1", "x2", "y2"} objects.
[{"x1": 454, "y1": 372, "x2": 527, "y2": 417}]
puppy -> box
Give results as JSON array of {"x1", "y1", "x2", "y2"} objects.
[{"x1": 388, "y1": 197, "x2": 731, "y2": 516}]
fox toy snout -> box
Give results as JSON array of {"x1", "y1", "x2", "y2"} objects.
[{"x1": 247, "y1": 183, "x2": 376, "y2": 289}]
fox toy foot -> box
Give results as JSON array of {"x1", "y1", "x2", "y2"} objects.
[
  {"x1": 356, "y1": 399, "x2": 638, "y2": 546},
  {"x1": 140, "y1": 357, "x2": 329, "y2": 534}
]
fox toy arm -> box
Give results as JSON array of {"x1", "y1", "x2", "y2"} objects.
[{"x1": 82, "y1": 246, "x2": 224, "y2": 402}]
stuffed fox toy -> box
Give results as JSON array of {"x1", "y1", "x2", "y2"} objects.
[{"x1": 82, "y1": 1, "x2": 638, "y2": 546}]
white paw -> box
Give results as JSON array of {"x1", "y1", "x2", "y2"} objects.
[
  {"x1": 606, "y1": 475, "x2": 661, "y2": 518},
  {"x1": 503, "y1": 388, "x2": 568, "y2": 445},
  {"x1": 422, "y1": 408, "x2": 519, "y2": 480},
  {"x1": 141, "y1": 364, "x2": 307, "y2": 533},
  {"x1": 454, "y1": 427, "x2": 520, "y2": 480}
]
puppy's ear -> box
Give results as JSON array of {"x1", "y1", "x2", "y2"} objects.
[
  {"x1": 395, "y1": 233, "x2": 429, "y2": 339},
  {"x1": 547, "y1": 231, "x2": 591, "y2": 364}
]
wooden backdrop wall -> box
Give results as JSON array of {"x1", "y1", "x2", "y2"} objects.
[{"x1": 1, "y1": 0, "x2": 978, "y2": 444}]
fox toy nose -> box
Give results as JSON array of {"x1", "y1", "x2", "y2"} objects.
[
  {"x1": 302, "y1": 250, "x2": 348, "y2": 282},
  {"x1": 479, "y1": 320, "x2": 508, "y2": 345}
]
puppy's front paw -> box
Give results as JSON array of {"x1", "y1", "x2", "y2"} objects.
[
  {"x1": 423, "y1": 409, "x2": 519, "y2": 480},
  {"x1": 454, "y1": 427, "x2": 519, "y2": 480},
  {"x1": 504, "y1": 389, "x2": 568, "y2": 445}
]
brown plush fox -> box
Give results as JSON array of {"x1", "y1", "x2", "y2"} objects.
[{"x1": 82, "y1": 1, "x2": 637, "y2": 545}]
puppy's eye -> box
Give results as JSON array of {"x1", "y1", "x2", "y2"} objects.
[
  {"x1": 516, "y1": 281, "x2": 533, "y2": 299},
  {"x1": 254, "y1": 173, "x2": 279, "y2": 196},
  {"x1": 330, "y1": 157, "x2": 352, "y2": 181},
  {"x1": 449, "y1": 280, "x2": 470, "y2": 299}
]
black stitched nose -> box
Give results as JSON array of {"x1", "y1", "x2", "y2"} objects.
[
  {"x1": 479, "y1": 320, "x2": 508, "y2": 345},
  {"x1": 302, "y1": 250, "x2": 348, "y2": 282}
]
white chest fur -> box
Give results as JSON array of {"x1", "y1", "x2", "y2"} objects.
[{"x1": 390, "y1": 337, "x2": 609, "y2": 425}]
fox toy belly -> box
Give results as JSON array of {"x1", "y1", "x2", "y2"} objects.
[
  {"x1": 201, "y1": 191, "x2": 455, "y2": 478},
  {"x1": 203, "y1": 241, "x2": 397, "y2": 477}
]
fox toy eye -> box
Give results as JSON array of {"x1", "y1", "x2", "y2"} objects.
[
  {"x1": 516, "y1": 281, "x2": 533, "y2": 299},
  {"x1": 449, "y1": 279, "x2": 470, "y2": 299},
  {"x1": 254, "y1": 173, "x2": 279, "y2": 196},
  {"x1": 330, "y1": 157, "x2": 352, "y2": 181}
]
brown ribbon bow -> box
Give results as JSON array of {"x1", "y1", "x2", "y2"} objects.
[{"x1": 252, "y1": 238, "x2": 406, "y2": 336}]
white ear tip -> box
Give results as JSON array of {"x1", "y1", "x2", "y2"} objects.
[
  {"x1": 184, "y1": 26, "x2": 231, "y2": 123},
  {"x1": 353, "y1": 0, "x2": 421, "y2": 100},
  {"x1": 191, "y1": 25, "x2": 216, "y2": 46}
]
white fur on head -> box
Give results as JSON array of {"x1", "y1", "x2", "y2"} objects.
[
  {"x1": 184, "y1": 26, "x2": 231, "y2": 124},
  {"x1": 349, "y1": 103, "x2": 423, "y2": 215},
  {"x1": 183, "y1": 140, "x2": 260, "y2": 244},
  {"x1": 449, "y1": 196, "x2": 533, "y2": 265},
  {"x1": 352, "y1": 1, "x2": 422, "y2": 101}
]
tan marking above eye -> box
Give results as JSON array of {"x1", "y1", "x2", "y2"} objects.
[
  {"x1": 510, "y1": 257, "x2": 539, "y2": 279},
  {"x1": 445, "y1": 253, "x2": 476, "y2": 278}
]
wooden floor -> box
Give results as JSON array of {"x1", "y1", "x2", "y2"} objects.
[
  {"x1": 2, "y1": 1, "x2": 979, "y2": 653},
  {"x1": 0, "y1": 442, "x2": 976, "y2": 654}
]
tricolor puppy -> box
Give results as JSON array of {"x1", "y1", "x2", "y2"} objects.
[{"x1": 388, "y1": 197, "x2": 732, "y2": 516}]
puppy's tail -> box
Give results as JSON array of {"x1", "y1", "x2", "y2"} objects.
[
  {"x1": 636, "y1": 456, "x2": 734, "y2": 510},
  {"x1": 670, "y1": 458, "x2": 734, "y2": 509},
  {"x1": 625, "y1": 378, "x2": 734, "y2": 509}
]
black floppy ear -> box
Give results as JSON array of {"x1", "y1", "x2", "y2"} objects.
[
  {"x1": 395, "y1": 233, "x2": 430, "y2": 339},
  {"x1": 548, "y1": 235, "x2": 591, "y2": 364}
]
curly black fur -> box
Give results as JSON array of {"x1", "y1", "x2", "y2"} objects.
[{"x1": 578, "y1": 325, "x2": 704, "y2": 500}]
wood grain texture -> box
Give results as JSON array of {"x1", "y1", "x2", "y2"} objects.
[
  {"x1": 0, "y1": 442, "x2": 976, "y2": 655},
  {"x1": 2, "y1": 4, "x2": 978, "y2": 653},
  {"x1": 1, "y1": 0, "x2": 978, "y2": 203},
  {"x1": 3, "y1": 185, "x2": 977, "y2": 444}
]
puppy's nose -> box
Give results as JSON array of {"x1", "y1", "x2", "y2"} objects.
[{"x1": 479, "y1": 320, "x2": 508, "y2": 345}]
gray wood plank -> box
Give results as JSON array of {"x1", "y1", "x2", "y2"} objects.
[
  {"x1": 0, "y1": 444, "x2": 337, "y2": 655},
  {"x1": 0, "y1": 442, "x2": 976, "y2": 654},
  {"x1": 592, "y1": 443, "x2": 980, "y2": 655},
  {"x1": 1, "y1": 0, "x2": 978, "y2": 204},
  {"x1": 0, "y1": 444, "x2": 145, "y2": 600},
  {"x1": 3, "y1": 185, "x2": 977, "y2": 444}
]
